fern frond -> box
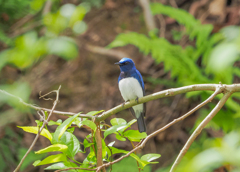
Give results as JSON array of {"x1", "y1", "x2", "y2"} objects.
[
  {"x1": 107, "y1": 32, "x2": 151, "y2": 55},
  {"x1": 150, "y1": 3, "x2": 213, "y2": 51}
]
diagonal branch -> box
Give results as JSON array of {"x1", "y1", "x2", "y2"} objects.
[
  {"x1": 169, "y1": 91, "x2": 232, "y2": 172},
  {"x1": 13, "y1": 86, "x2": 62, "y2": 172}
]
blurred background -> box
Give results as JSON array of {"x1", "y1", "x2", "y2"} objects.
[{"x1": 1, "y1": 0, "x2": 240, "y2": 171}]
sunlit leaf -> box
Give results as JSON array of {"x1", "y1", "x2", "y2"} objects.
[
  {"x1": 123, "y1": 130, "x2": 147, "y2": 142},
  {"x1": 35, "y1": 144, "x2": 68, "y2": 154},
  {"x1": 33, "y1": 154, "x2": 67, "y2": 166},
  {"x1": 52, "y1": 113, "x2": 79, "y2": 141},
  {"x1": 80, "y1": 120, "x2": 97, "y2": 131},
  {"x1": 104, "y1": 124, "x2": 127, "y2": 139},
  {"x1": 86, "y1": 110, "x2": 104, "y2": 116},
  {"x1": 18, "y1": 126, "x2": 52, "y2": 141},
  {"x1": 48, "y1": 120, "x2": 62, "y2": 126},
  {"x1": 110, "y1": 118, "x2": 127, "y2": 126},
  {"x1": 141, "y1": 153, "x2": 161, "y2": 163}
]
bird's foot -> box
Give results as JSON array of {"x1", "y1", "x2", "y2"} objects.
[
  {"x1": 121, "y1": 100, "x2": 129, "y2": 108},
  {"x1": 135, "y1": 97, "x2": 139, "y2": 103}
]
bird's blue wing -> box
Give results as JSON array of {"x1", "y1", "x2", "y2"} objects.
[{"x1": 134, "y1": 69, "x2": 145, "y2": 95}]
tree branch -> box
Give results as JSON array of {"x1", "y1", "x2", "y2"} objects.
[
  {"x1": 95, "y1": 123, "x2": 106, "y2": 172},
  {"x1": 95, "y1": 84, "x2": 228, "y2": 122},
  {"x1": 0, "y1": 89, "x2": 92, "y2": 119},
  {"x1": 169, "y1": 91, "x2": 232, "y2": 172},
  {"x1": 13, "y1": 86, "x2": 62, "y2": 172}
]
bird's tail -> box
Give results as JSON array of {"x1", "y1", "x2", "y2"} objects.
[{"x1": 137, "y1": 113, "x2": 146, "y2": 133}]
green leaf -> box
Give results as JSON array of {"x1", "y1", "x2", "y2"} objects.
[
  {"x1": 80, "y1": 119, "x2": 97, "y2": 131},
  {"x1": 104, "y1": 124, "x2": 128, "y2": 139},
  {"x1": 58, "y1": 132, "x2": 80, "y2": 158},
  {"x1": 123, "y1": 130, "x2": 147, "y2": 142},
  {"x1": 115, "y1": 134, "x2": 126, "y2": 141},
  {"x1": 110, "y1": 118, "x2": 127, "y2": 126},
  {"x1": 83, "y1": 139, "x2": 94, "y2": 151},
  {"x1": 141, "y1": 153, "x2": 161, "y2": 163},
  {"x1": 86, "y1": 110, "x2": 104, "y2": 116},
  {"x1": 67, "y1": 127, "x2": 75, "y2": 133},
  {"x1": 48, "y1": 120, "x2": 62, "y2": 126},
  {"x1": 109, "y1": 147, "x2": 149, "y2": 168},
  {"x1": 35, "y1": 144, "x2": 68, "y2": 154},
  {"x1": 45, "y1": 162, "x2": 78, "y2": 171},
  {"x1": 33, "y1": 154, "x2": 67, "y2": 166},
  {"x1": 52, "y1": 113, "x2": 79, "y2": 142},
  {"x1": 18, "y1": 126, "x2": 52, "y2": 141}
]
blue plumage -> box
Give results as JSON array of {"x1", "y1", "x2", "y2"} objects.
[{"x1": 115, "y1": 58, "x2": 146, "y2": 133}]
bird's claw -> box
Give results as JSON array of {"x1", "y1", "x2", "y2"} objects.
[{"x1": 135, "y1": 97, "x2": 139, "y2": 103}]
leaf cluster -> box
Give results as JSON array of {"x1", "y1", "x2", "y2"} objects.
[{"x1": 18, "y1": 111, "x2": 160, "y2": 171}]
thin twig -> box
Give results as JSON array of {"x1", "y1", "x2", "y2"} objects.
[
  {"x1": 169, "y1": 91, "x2": 232, "y2": 172},
  {"x1": 13, "y1": 86, "x2": 62, "y2": 172},
  {"x1": 0, "y1": 89, "x2": 92, "y2": 119}
]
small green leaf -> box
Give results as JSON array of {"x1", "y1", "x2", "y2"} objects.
[
  {"x1": 110, "y1": 118, "x2": 127, "y2": 126},
  {"x1": 115, "y1": 134, "x2": 126, "y2": 141},
  {"x1": 48, "y1": 120, "x2": 62, "y2": 126},
  {"x1": 67, "y1": 127, "x2": 75, "y2": 133},
  {"x1": 83, "y1": 139, "x2": 94, "y2": 151},
  {"x1": 18, "y1": 126, "x2": 52, "y2": 141},
  {"x1": 109, "y1": 147, "x2": 149, "y2": 168},
  {"x1": 35, "y1": 120, "x2": 43, "y2": 127},
  {"x1": 123, "y1": 130, "x2": 147, "y2": 142},
  {"x1": 86, "y1": 110, "x2": 104, "y2": 116},
  {"x1": 35, "y1": 144, "x2": 68, "y2": 154},
  {"x1": 33, "y1": 154, "x2": 67, "y2": 166},
  {"x1": 80, "y1": 120, "x2": 96, "y2": 131},
  {"x1": 53, "y1": 113, "x2": 79, "y2": 142},
  {"x1": 45, "y1": 162, "x2": 78, "y2": 171},
  {"x1": 141, "y1": 153, "x2": 161, "y2": 163},
  {"x1": 104, "y1": 124, "x2": 127, "y2": 139}
]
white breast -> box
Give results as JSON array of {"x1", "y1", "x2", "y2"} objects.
[{"x1": 119, "y1": 77, "x2": 144, "y2": 118}]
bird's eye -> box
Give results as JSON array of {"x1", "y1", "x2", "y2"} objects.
[{"x1": 124, "y1": 62, "x2": 129, "y2": 65}]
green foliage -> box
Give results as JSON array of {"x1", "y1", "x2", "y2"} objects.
[
  {"x1": 170, "y1": 131, "x2": 240, "y2": 172},
  {"x1": 108, "y1": 3, "x2": 240, "y2": 132},
  {"x1": 19, "y1": 113, "x2": 160, "y2": 171}
]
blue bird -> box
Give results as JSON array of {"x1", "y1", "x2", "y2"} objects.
[{"x1": 115, "y1": 58, "x2": 146, "y2": 133}]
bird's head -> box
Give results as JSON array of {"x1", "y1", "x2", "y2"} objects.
[{"x1": 115, "y1": 58, "x2": 136, "y2": 72}]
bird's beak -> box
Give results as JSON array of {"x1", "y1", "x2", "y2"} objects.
[{"x1": 114, "y1": 62, "x2": 121, "y2": 65}]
